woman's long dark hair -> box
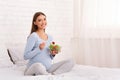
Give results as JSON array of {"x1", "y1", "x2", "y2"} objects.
[{"x1": 30, "y1": 12, "x2": 46, "y2": 34}]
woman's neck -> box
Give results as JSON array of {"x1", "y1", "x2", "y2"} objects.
[
  {"x1": 37, "y1": 29, "x2": 45, "y2": 33},
  {"x1": 36, "y1": 29, "x2": 46, "y2": 36}
]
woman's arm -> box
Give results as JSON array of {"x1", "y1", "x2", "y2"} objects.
[{"x1": 24, "y1": 34, "x2": 41, "y2": 60}]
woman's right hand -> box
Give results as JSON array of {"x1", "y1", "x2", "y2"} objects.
[{"x1": 39, "y1": 42, "x2": 45, "y2": 50}]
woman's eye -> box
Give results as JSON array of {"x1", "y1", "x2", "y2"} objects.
[
  {"x1": 38, "y1": 19, "x2": 41, "y2": 22},
  {"x1": 44, "y1": 18, "x2": 46, "y2": 21}
]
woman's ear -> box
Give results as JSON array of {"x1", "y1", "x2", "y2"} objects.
[{"x1": 34, "y1": 22, "x2": 36, "y2": 25}]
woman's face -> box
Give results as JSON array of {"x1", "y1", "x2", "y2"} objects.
[{"x1": 34, "y1": 15, "x2": 47, "y2": 30}]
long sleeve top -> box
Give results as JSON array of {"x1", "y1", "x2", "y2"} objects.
[{"x1": 24, "y1": 32, "x2": 54, "y2": 70}]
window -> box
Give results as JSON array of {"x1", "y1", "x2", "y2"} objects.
[{"x1": 82, "y1": 0, "x2": 120, "y2": 28}]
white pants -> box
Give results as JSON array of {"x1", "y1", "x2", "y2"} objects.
[{"x1": 24, "y1": 59, "x2": 75, "y2": 76}]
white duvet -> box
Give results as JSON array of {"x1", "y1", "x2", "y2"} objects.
[{"x1": 0, "y1": 64, "x2": 120, "y2": 80}]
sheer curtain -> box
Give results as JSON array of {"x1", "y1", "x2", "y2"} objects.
[{"x1": 72, "y1": 0, "x2": 120, "y2": 67}]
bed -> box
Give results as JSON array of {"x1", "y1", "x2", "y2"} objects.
[
  {"x1": 1, "y1": 43, "x2": 120, "y2": 80},
  {"x1": 1, "y1": 64, "x2": 120, "y2": 80}
]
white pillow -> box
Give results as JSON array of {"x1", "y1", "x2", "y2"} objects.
[
  {"x1": 7, "y1": 43, "x2": 28, "y2": 66},
  {"x1": 0, "y1": 44, "x2": 13, "y2": 68}
]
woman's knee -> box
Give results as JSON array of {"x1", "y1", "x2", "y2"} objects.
[
  {"x1": 65, "y1": 59, "x2": 75, "y2": 67},
  {"x1": 25, "y1": 63, "x2": 49, "y2": 75}
]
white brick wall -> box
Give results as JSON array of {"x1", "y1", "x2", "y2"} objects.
[{"x1": 0, "y1": 0, "x2": 74, "y2": 62}]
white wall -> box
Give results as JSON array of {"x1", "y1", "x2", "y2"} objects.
[{"x1": 0, "y1": 0, "x2": 74, "y2": 62}]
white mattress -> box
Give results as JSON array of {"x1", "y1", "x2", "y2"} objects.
[{"x1": 0, "y1": 64, "x2": 120, "y2": 80}]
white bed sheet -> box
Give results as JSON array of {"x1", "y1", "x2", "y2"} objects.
[{"x1": 0, "y1": 64, "x2": 120, "y2": 80}]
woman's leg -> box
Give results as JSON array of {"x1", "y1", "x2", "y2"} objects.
[
  {"x1": 47, "y1": 59, "x2": 75, "y2": 75},
  {"x1": 24, "y1": 63, "x2": 50, "y2": 76}
]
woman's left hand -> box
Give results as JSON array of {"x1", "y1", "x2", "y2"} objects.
[{"x1": 50, "y1": 50, "x2": 58, "y2": 55}]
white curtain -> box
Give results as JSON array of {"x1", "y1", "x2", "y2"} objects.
[{"x1": 72, "y1": 0, "x2": 120, "y2": 67}]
